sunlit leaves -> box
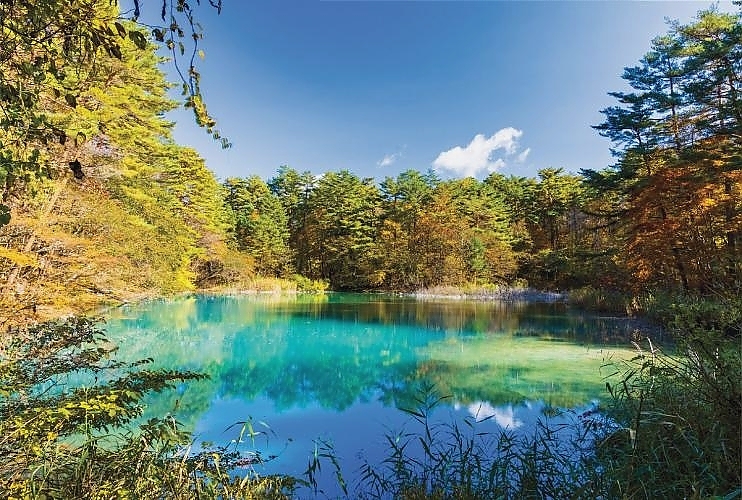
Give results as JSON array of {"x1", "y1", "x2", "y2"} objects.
[{"x1": 0, "y1": 0, "x2": 227, "y2": 209}]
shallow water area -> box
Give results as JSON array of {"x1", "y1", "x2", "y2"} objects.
[{"x1": 104, "y1": 292, "x2": 648, "y2": 496}]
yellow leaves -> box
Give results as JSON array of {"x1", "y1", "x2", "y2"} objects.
[
  {"x1": 617, "y1": 152, "x2": 742, "y2": 290},
  {"x1": 0, "y1": 247, "x2": 38, "y2": 267},
  {"x1": 368, "y1": 270, "x2": 386, "y2": 287},
  {"x1": 699, "y1": 196, "x2": 717, "y2": 209}
]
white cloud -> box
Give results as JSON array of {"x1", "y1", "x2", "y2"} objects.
[
  {"x1": 432, "y1": 127, "x2": 526, "y2": 178},
  {"x1": 466, "y1": 402, "x2": 523, "y2": 429},
  {"x1": 378, "y1": 154, "x2": 397, "y2": 167},
  {"x1": 488, "y1": 158, "x2": 506, "y2": 172},
  {"x1": 517, "y1": 147, "x2": 531, "y2": 163},
  {"x1": 377, "y1": 149, "x2": 404, "y2": 168}
]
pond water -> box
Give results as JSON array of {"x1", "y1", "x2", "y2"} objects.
[{"x1": 104, "y1": 293, "x2": 646, "y2": 496}]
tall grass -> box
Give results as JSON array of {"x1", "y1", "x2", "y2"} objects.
[
  {"x1": 345, "y1": 384, "x2": 612, "y2": 499},
  {"x1": 596, "y1": 293, "x2": 741, "y2": 499}
]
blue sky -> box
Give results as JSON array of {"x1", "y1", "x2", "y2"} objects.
[{"x1": 158, "y1": 1, "x2": 733, "y2": 182}]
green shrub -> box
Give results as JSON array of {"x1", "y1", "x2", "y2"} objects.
[
  {"x1": 0, "y1": 318, "x2": 297, "y2": 499},
  {"x1": 599, "y1": 294, "x2": 741, "y2": 499},
  {"x1": 293, "y1": 274, "x2": 329, "y2": 293}
]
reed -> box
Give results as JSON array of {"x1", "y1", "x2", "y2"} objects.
[{"x1": 597, "y1": 293, "x2": 741, "y2": 499}]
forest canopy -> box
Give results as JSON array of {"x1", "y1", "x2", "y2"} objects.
[{"x1": 0, "y1": 3, "x2": 739, "y2": 324}]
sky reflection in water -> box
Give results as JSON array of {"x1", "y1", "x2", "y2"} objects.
[{"x1": 105, "y1": 293, "x2": 648, "y2": 494}]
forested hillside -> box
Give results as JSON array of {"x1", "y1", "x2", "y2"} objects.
[{"x1": 1, "y1": 3, "x2": 739, "y2": 326}]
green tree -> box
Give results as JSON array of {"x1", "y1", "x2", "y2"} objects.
[
  {"x1": 224, "y1": 176, "x2": 292, "y2": 277},
  {"x1": 380, "y1": 169, "x2": 438, "y2": 230},
  {"x1": 484, "y1": 173, "x2": 538, "y2": 252},
  {"x1": 268, "y1": 165, "x2": 317, "y2": 276},
  {"x1": 446, "y1": 177, "x2": 517, "y2": 284},
  {"x1": 588, "y1": 8, "x2": 741, "y2": 292},
  {"x1": 531, "y1": 169, "x2": 585, "y2": 251},
  {"x1": 303, "y1": 170, "x2": 380, "y2": 289},
  {"x1": 374, "y1": 170, "x2": 438, "y2": 289}
]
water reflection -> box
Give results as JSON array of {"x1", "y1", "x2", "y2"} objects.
[
  {"x1": 106, "y1": 294, "x2": 647, "y2": 415},
  {"x1": 104, "y1": 293, "x2": 646, "y2": 493},
  {"x1": 463, "y1": 401, "x2": 524, "y2": 429},
  {"x1": 187, "y1": 393, "x2": 598, "y2": 497}
]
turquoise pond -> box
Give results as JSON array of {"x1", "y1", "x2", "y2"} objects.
[{"x1": 103, "y1": 293, "x2": 655, "y2": 495}]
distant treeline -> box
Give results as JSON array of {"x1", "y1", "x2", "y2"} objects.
[
  {"x1": 0, "y1": 3, "x2": 739, "y2": 323},
  {"x1": 226, "y1": 6, "x2": 741, "y2": 294}
]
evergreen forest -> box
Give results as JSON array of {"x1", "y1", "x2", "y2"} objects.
[{"x1": 0, "y1": 1, "x2": 740, "y2": 499}]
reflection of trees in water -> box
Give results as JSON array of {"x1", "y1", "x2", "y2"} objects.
[
  {"x1": 223, "y1": 358, "x2": 392, "y2": 412},
  {"x1": 411, "y1": 359, "x2": 599, "y2": 409},
  {"x1": 282, "y1": 296, "x2": 530, "y2": 335},
  {"x1": 111, "y1": 294, "x2": 655, "y2": 345},
  {"x1": 217, "y1": 316, "x2": 432, "y2": 412},
  {"x1": 245, "y1": 294, "x2": 653, "y2": 344},
  {"x1": 106, "y1": 294, "x2": 640, "y2": 428}
]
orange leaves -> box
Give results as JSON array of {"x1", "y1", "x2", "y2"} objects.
[{"x1": 621, "y1": 148, "x2": 741, "y2": 291}]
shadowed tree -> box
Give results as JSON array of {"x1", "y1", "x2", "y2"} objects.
[{"x1": 586, "y1": 8, "x2": 741, "y2": 292}]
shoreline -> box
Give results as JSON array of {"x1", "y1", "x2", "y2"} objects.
[
  {"x1": 5, "y1": 285, "x2": 569, "y2": 329},
  {"x1": 409, "y1": 287, "x2": 567, "y2": 303},
  {"x1": 98, "y1": 286, "x2": 570, "y2": 317}
]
